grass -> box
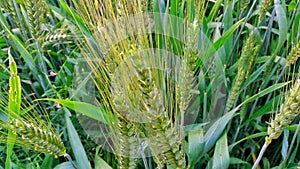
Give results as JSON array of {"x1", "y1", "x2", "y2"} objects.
[{"x1": 0, "y1": 0, "x2": 300, "y2": 168}]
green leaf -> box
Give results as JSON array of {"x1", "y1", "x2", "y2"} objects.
[
  {"x1": 41, "y1": 155, "x2": 54, "y2": 169},
  {"x1": 204, "y1": 18, "x2": 245, "y2": 61},
  {"x1": 170, "y1": 0, "x2": 179, "y2": 16},
  {"x1": 187, "y1": 126, "x2": 204, "y2": 167},
  {"x1": 291, "y1": 9, "x2": 300, "y2": 38},
  {"x1": 288, "y1": 1, "x2": 297, "y2": 12},
  {"x1": 281, "y1": 130, "x2": 289, "y2": 159},
  {"x1": 223, "y1": 0, "x2": 234, "y2": 60},
  {"x1": 241, "y1": 62, "x2": 268, "y2": 90},
  {"x1": 39, "y1": 99, "x2": 115, "y2": 125},
  {"x1": 213, "y1": 18, "x2": 245, "y2": 50},
  {"x1": 243, "y1": 95, "x2": 280, "y2": 126},
  {"x1": 65, "y1": 108, "x2": 91, "y2": 169},
  {"x1": 95, "y1": 146, "x2": 112, "y2": 169},
  {"x1": 212, "y1": 131, "x2": 230, "y2": 169},
  {"x1": 201, "y1": 107, "x2": 238, "y2": 157},
  {"x1": 229, "y1": 157, "x2": 251, "y2": 166},
  {"x1": 57, "y1": 0, "x2": 91, "y2": 37},
  {"x1": 241, "y1": 82, "x2": 290, "y2": 105},
  {"x1": 207, "y1": 0, "x2": 223, "y2": 22},
  {"x1": 273, "y1": 1, "x2": 288, "y2": 55},
  {"x1": 228, "y1": 132, "x2": 267, "y2": 151},
  {"x1": 54, "y1": 162, "x2": 76, "y2": 169}
]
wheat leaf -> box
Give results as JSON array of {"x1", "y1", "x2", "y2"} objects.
[{"x1": 65, "y1": 108, "x2": 91, "y2": 169}]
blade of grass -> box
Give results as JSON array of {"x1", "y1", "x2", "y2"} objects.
[
  {"x1": 201, "y1": 107, "x2": 238, "y2": 157},
  {"x1": 38, "y1": 99, "x2": 115, "y2": 125},
  {"x1": 273, "y1": 0, "x2": 288, "y2": 55},
  {"x1": 202, "y1": 18, "x2": 245, "y2": 64},
  {"x1": 54, "y1": 162, "x2": 76, "y2": 169},
  {"x1": 65, "y1": 108, "x2": 91, "y2": 169},
  {"x1": 241, "y1": 81, "x2": 290, "y2": 105},
  {"x1": 207, "y1": 0, "x2": 223, "y2": 22},
  {"x1": 187, "y1": 126, "x2": 204, "y2": 168},
  {"x1": 41, "y1": 155, "x2": 54, "y2": 169},
  {"x1": 95, "y1": 146, "x2": 112, "y2": 169},
  {"x1": 212, "y1": 131, "x2": 230, "y2": 169}
]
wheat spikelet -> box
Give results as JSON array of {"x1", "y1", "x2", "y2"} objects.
[
  {"x1": 286, "y1": 41, "x2": 300, "y2": 66},
  {"x1": 42, "y1": 33, "x2": 72, "y2": 47},
  {"x1": 177, "y1": 20, "x2": 202, "y2": 120},
  {"x1": 148, "y1": 115, "x2": 186, "y2": 168},
  {"x1": 245, "y1": 32, "x2": 261, "y2": 78},
  {"x1": 72, "y1": 0, "x2": 187, "y2": 167},
  {"x1": 266, "y1": 77, "x2": 300, "y2": 144},
  {"x1": 0, "y1": 91, "x2": 66, "y2": 158}
]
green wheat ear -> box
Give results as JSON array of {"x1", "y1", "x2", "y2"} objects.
[
  {"x1": 226, "y1": 31, "x2": 261, "y2": 112},
  {"x1": 266, "y1": 77, "x2": 300, "y2": 144},
  {"x1": 286, "y1": 40, "x2": 300, "y2": 66},
  {"x1": 0, "y1": 95, "x2": 67, "y2": 158},
  {"x1": 253, "y1": 74, "x2": 300, "y2": 169},
  {"x1": 0, "y1": 105, "x2": 67, "y2": 158},
  {"x1": 0, "y1": 50, "x2": 66, "y2": 159},
  {"x1": 258, "y1": 0, "x2": 272, "y2": 24}
]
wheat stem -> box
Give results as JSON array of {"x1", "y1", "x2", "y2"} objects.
[
  {"x1": 64, "y1": 154, "x2": 79, "y2": 169},
  {"x1": 252, "y1": 141, "x2": 269, "y2": 169}
]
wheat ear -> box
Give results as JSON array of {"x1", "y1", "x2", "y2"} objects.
[
  {"x1": 252, "y1": 77, "x2": 300, "y2": 169},
  {"x1": 258, "y1": 0, "x2": 272, "y2": 24},
  {"x1": 25, "y1": 0, "x2": 47, "y2": 41},
  {"x1": 286, "y1": 40, "x2": 300, "y2": 66},
  {"x1": 266, "y1": 79, "x2": 300, "y2": 143},
  {"x1": 135, "y1": 66, "x2": 186, "y2": 168},
  {"x1": 5, "y1": 118, "x2": 66, "y2": 158},
  {"x1": 115, "y1": 116, "x2": 139, "y2": 169},
  {"x1": 227, "y1": 31, "x2": 260, "y2": 112}
]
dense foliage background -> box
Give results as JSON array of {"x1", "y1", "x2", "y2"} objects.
[{"x1": 0, "y1": 0, "x2": 299, "y2": 168}]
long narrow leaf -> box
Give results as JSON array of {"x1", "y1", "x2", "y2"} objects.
[
  {"x1": 39, "y1": 99, "x2": 115, "y2": 125},
  {"x1": 65, "y1": 108, "x2": 91, "y2": 169},
  {"x1": 212, "y1": 131, "x2": 230, "y2": 169}
]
